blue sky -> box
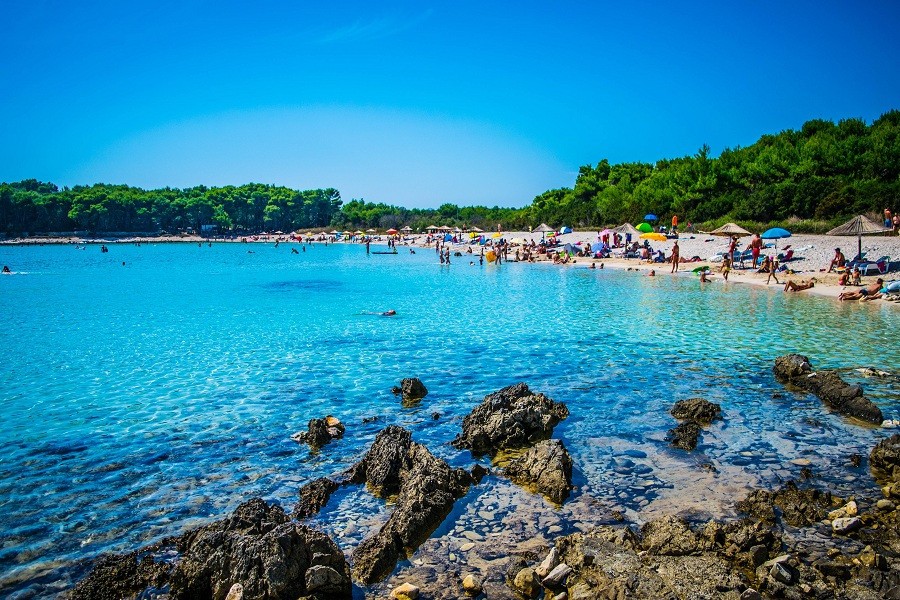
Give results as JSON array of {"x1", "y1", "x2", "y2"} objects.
[{"x1": 2, "y1": 1, "x2": 899, "y2": 208}]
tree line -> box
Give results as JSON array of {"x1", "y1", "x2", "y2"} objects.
[{"x1": 3, "y1": 110, "x2": 898, "y2": 235}]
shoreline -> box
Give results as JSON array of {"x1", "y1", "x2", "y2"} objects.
[{"x1": 3, "y1": 230, "x2": 899, "y2": 305}]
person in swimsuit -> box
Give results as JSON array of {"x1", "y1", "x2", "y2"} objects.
[{"x1": 839, "y1": 279, "x2": 884, "y2": 301}]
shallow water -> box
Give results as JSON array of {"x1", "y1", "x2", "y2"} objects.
[{"x1": 0, "y1": 241, "x2": 898, "y2": 596}]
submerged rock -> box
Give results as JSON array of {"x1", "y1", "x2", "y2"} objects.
[
  {"x1": 773, "y1": 354, "x2": 883, "y2": 423},
  {"x1": 70, "y1": 545, "x2": 173, "y2": 600},
  {"x1": 453, "y1": 383, "x2": 569, "y2": 455},
  {"x1": 671, "y1": 398, "x2": 721, "y2": 425},
  {"x1": 504, "y1": 439, "x2": 573, "y2": 504},
  {"x1": 736, "y1": 481, "x2": 836, "y2": 527},
  {"x1": 667, "y1": 421, "x2": 702, "y2": 451},
  {"x1": 347, "y1": 426, "x2": 474, "y2": 584}
]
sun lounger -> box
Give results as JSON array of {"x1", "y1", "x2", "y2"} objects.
[{"x1": 859, "y1": 256, "x2": 890, "y2": 276}]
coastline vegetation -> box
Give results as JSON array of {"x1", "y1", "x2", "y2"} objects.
[{"x1": 2, "y1": 111, "x2": 898, "y2": 236}]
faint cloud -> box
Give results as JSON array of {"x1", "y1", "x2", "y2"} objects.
[{"x1": 313, "y1": 9, "x2": 432, "y2": 44}]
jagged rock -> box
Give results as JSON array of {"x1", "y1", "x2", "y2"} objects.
[
  {"x1": 671, "y1": 398, "x2": 721, "y2": 425},
  {"x1": 504, "y1": 439, "x2": 573, "y2": 504},
  {"x1": 348, "y1": 426, "x2": 474, "y2": 584},
  {"x1": 641, "y1": 515, "x2": 699, "y2": 556},
  {"x1": 827, "y1": 500, "x2": 858, "y2": 520},
  {"x1": 224, "y1": 583, "x2": 243, "y2": 600},
  {"x1": 293, "y1": 416, "x2": 345, "y2": 449},
  {"x1": 453, "y1": 383, "x2": 569, "y2": 455},
  {"x1": 667, "y1": 421, "x2": 702, "y2": 451},
  {"x1": 294, "y1": 477, "x2": 339, "y2": 517},
  {"x1": 736, "y1": 482, "x2": 835, "y2": 527},
  {"x1": 871, "y1": 434, "x2": 900, "y2": 483},
  {"x1": 168, "y1": 498, "x2": 351, "y2": 599},
  {"x1": 391, "y1": 378, "x2": 428, "y2": 401},
  {"x1": 70, "y1": 545, "x2": 173, "y2": 600},
  {"x1": 773, "y1": 354, "x2": 883, "y2": 423}
]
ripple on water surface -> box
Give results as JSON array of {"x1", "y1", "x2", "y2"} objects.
[{"x1": 0, "y1": 242, "x2": 897, "y2": 596}]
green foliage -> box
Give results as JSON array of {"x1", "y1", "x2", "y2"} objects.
[{"x1": 3, "y1": 110, "x2": 899, "y2": 235}]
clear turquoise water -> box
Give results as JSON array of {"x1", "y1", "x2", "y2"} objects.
[{"x1": 1, "y1": 241, "x2": 898, "y2": 596}]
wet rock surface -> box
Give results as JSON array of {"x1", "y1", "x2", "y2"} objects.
[
  {"x1": 347, "y1": 426, "x2": 475, "y2": 584},
  {"x1": 671, "y1": 398, "x2": 722, "y2": 425},
  {"x1": 773, "y1": 354, "x2": 884, "y2": 423},
  {"x1": 391, "y1": 377, "x2": 429, "y2": 401},
  {"x1": 291, "y1": 415, "x2": 345, "y2": 449},
  {"x1": 293, "y1": 477, "x2": 339, "y2": 518},
  {"x1": 453, "y1": 383, "x2": 569, "y2": 455},
  {"x1": 73, "y1": 499, "x2": 351, "y2": 600},
  {"x1": 667, "y1": 421, "x2": 702, "y2": 451},
  {"x1": 504, "y1": 439, "x2": 573, "y2": 504}
]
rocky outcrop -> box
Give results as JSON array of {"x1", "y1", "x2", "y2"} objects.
[
  {"x1": 347, "y1": 426, "x2": 474, "y2": 584},
  {"x1": 871, "y1": 434, "x2": 900, "y2": 483},
  {"x1": 293, "y1": 477, "x2": 339, "y2": 518},
  {"x1": 169, "y1": 498, "x2": 351, "y2": 599},
  {"x1": 452, "y1": 383, "x2": 569, "y2": 455},
  {"x1": 291, "y1": 415, "x2": 345, "y2": 449},
  {"x1": 773, "y1": 354, "x2": 884, "y2": 423},
  {"x1": 671, "y1": 398, "x2": 721, "y2": 425},
  {"x1": 391, "y1": 378, "x2": 428, "y2": 401},
  {"x1": 736, "y1": 481, "x2": 837, "y2": 527},
  {"x1": 667, "y1": 421, "x2": 702, "y2": 451},
  {"x1": 73, "y1": 499, "x2": 351, "y2": 600},
  {"x1": 504, "y1": 439, "x2": 573, "y2": 504}
]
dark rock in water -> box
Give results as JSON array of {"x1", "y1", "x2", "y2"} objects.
[
  {"x1": 773, "y1": 354, "x2": 883, "y2": 423},
  {"x1": 169, "y1": 498, "x2": 350, "y2": 599},
  {"x1": 671, "y1": 398, "x2": 721, "y2": 425},
  {"x1": 736, "y1": 482, "x2": 835, "y2": 527},
  {"x1": 391, "y1": 377, "x2": 428, "y2": 401},
  {"x1": 294, "y1": 477, "x2": 339, "y2": 518},
  {"x1": 471, "y1": 464, "x2": 489, "y2": 482},
  {"x1": 73, "y1": 499, "x2": 351, "y2": 600},
  {"x1": 452, "y1": 383, "x2": 569, "y2": 455},
  {"x1": 667, "y1": 421, "x2": 702, "y2": 451},
  {"x1": 346, "y1": 426, "x2": 474, "y2": 584},
  {"x1": 70, "y1": 545, "x2": 173, "y2": 600},
  {"x1": 292, "y1": 415, "x2": 345, "y2": 449},
  {"x1": 504, "y1": 439, "x2": 573, "y2": 504},
  {"x1": 871, "y1": 434, "x2": 900, "y2": 483}
]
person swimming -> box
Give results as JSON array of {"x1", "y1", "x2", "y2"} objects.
[
  {"x1": 381, "y1": 310, "x2": 396, "y2": 316},
  {"x1": 2, "y1": 265, "x2": 10, "y2": 274}
]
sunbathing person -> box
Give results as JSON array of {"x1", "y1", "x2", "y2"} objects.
[
  {"x1": 784, "y1": 279, "x2": 815, "y2": 292},
  {"x1": 839, "y1": 279, "x2": 884, "y2": 301}
]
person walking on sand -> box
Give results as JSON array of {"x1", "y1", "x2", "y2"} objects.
[
  {"x1": 766, "y1": 258, "x2": 780, "y2": 285},
  {"x1": 720, "y1": 255, "x2": 731, "y2": 281},
  {"x1": 670, "y1": 241, "x2": 680, "y2": 273}
]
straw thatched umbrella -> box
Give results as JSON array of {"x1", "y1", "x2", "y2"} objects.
[
  {"x1": 614, "y1": 223, "x2": 641, "y2": 237},
  {"x1": 826, "y1": 214, "x2": 891, "y2": 261},
  {"x1": 710, "y1": 223, "x2": 752, "y2": 237},
  {"x1": 534, "y1": 223, "x2": 554, "y2": 233}
]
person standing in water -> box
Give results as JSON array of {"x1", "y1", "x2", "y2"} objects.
[{"x1": 670, "y1": 241, "x2": 680, "y2": 273}]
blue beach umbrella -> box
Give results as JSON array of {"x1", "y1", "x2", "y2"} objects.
[
  {"x1": 644, "y1": 213, "x2": 658, "y2": 221},
  {"x1": 761, "y1": 227, "x2": 791, "y2": 250}
]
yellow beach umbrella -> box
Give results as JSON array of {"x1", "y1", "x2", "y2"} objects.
[
  {"x1": 639, "y1": 232, "x2": 667, "y2": 242},
  {"x1": 492, "y1": 232, "x2": 502, "y2": 238}
]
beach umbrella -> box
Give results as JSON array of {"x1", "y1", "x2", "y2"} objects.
[
  {"x1": 644, "y1": 213, "x2": 658, "y2": 221},
  {"x1": 826, "y1": 214, "x2": 891, "y2": 260},
  {"x1": 533, "y1": 223, "x2": 554, "y2": 233},
  {"x1": 761, "y1": 227, "x2": 792, "y2": 250},
  {"x1": 710, "y1": 223, "x2": 752, "y2": 237},
  {"x1": 599, "y1": 228, "x2": 614, "y2": 237},
  {"x1": 366, "y1": 228, "x2": 376, "y2": 233},
  {"x1": 386, "y1": 228, "x2": 399, "y2": 235},
  {"x1": 591, "y1": 242, "x2": 605, "y2": 253},
  {"x1": 401, "y1": 226, "x2": 413, "y2": 232},
  {"x1": 492, "y1": 232, "x2": 502, "y2": 239},
  {"x1": 637, "y1": 222, "x2": 654, "y2": 233},
  {"x1": 329, "y1": 230, "x2": 340, "y2": 235},
  {"x1": 640, "y1": 232, "x2": 667, "y2": 242},
  {"x1": 614, "y1": 223, "x2": 642, "y2": 238}
]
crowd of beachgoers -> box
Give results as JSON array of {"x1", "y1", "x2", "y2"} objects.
[{"x1": 3, "y1": 228, "x2": 900, "y2": 304}]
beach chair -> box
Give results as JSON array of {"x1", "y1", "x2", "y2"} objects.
[{"x1": 859, "y1": 256, "x2": 890, "y2": 276}]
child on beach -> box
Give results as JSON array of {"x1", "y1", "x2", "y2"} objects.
[
  {"x1": 720, "y1": 255, "x2": 731, "y2": 281},
  {"x1": 851, "y1": 266, "x2": 861, "y2": 285},
  {"x1": 766, "y1": 258, "x2": 779, "y2": 285}
]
